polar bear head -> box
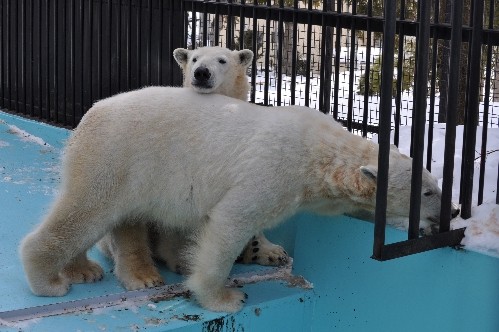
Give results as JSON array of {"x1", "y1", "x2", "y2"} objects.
[
  {"x1": 173, "y1": 46, "x2": 253, "y2": 101},
  {"x1": 359, "y1": 148, "x2": 460, "y2": 228}
]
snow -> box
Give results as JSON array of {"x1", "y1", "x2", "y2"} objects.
[
  {"x1": 375, "y1": 124, "x2": 499, "y2": 258},
  {"x1": 6, "y1": 124, "x2": 52, "y2": 148},
  {"x1": 253, "y1": 57, "x2": 499, "y2": 258}
]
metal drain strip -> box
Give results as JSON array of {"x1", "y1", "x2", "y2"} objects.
[{"x1": 0, "y1": 260, "x2": 311, "y2": 324}]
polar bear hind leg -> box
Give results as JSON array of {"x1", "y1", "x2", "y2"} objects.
[{"x1": 20, "y1": 196, "x2": 117, "y2": 296}]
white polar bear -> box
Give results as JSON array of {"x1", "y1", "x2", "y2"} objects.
[
  {"x1": 97, "y1": 47, "x2": 289, "y2": 292},
  {"x1": 20, "y1": 87, "x2": 459, "y2": 312}
]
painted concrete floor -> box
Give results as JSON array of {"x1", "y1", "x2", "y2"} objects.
[{"x1": 1, "y1": 111, "x2": 499, "y2": 332}]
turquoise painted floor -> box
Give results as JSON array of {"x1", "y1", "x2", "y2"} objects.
[{"x1": 1, "y1": 111, "x2": 499, "y2": 331}]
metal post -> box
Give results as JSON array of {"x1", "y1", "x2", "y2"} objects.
[
  {"x1": 460, "y1": 0, "x2": 484, "y2": 219},
  {"x1": 440, "y1": 0, "x2": 464, "y2": 232},
  {"x1": 408, "y1": 0, "x2": 431, "y2": 239},
  {"x1": 372, "y1": 0, "x2": 396, "y2": 260}
]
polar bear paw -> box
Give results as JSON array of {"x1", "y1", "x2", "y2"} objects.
[
  {"x1": 194, "y1": 287, "x2": 247, "y2": 313},
  {"x1": 238, "y1": 235, "x2": 289, "y2": 266},
  {"x1": 30, "y1": 275, "x2": 71, "y2": 297},
  {"x1": 63, "y1": 258, "x2": 104, "y2": 284},
  {"x1": 118, "y1": 267, "x2": 165, "y2": 291}
]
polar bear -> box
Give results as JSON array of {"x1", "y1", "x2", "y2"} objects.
[
  {"x1": 96, "y1": 47, "x2": 288, "y2": 292},
  {"x1": 20, "y1": 87, "x2": 459, "y2": 312}
]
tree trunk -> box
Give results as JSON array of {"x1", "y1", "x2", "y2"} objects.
[
  {"x1": 437, "y1": 0, "x2": 451, "y2": 123},
  {"x1": 281, "y1": 21, "x2": 294, "y2": 76},
  {"x1": 437, "y1": 0, "x2": 470, "y2": 125},
  {"x1": 492, "y1": 54, "x2": 499, "y2": 102}
]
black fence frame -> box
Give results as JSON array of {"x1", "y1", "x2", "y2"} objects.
[
  {"x1": 0, "y1": 0, "x2": 185, "y2": 127},
  {"x1": 2, "y1": 0, "x2": 499, "y2": 260}
]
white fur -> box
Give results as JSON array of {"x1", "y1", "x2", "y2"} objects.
[
  {"x1": 20, "y1": 87, "x2": 451, "y2": 312},
  {"x1": 98, "y1": 47, "x2": 286, "y2": 291}
]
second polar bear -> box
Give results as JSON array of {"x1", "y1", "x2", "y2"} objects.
[{"x1": 98, "y1": 47, "x2": 289, "y2": 291}]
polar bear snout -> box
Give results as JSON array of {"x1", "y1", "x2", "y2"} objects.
[
  {"x1": 193, "y1": 67, "x2": 213, "y2": 89},
  {"x1": 451, "y1": 203, "x2": 460, "y2": 219}
]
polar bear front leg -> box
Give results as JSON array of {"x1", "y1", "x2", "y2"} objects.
[{"x1": 185, "y1": 213, "x2": 254, "y2": 312}]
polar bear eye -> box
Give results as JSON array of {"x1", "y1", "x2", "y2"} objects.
[
  {"x1": 424, "y1": 190, "x2": 433, "y2": 196},
  {"x1": 218, "y1": 59, "x2": 226, "y2": 64},
  {"x1": 192, "y1": 57, "x2": 197, "y2": 63}
]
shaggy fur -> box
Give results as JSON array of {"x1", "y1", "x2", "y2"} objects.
[
  {"x1": 20, "y1": 87, "x2": 457, "y2": 312},
  {"x1": 97, "y1": 47, "x2": 288, "y2": 291}
]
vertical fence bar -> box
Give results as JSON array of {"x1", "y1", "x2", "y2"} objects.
[
  {"x1": 226, "y1": 0, "x2": 233, "y2": 49},
  {"x1": 62, "y1": 0, "x2": 67, "y2": 124},
  {"x1": 250, "y1": 0, "x2": 257, "y2": 103},
  {"x1": 214, "y1": 0, "x2": 220, "y2": 46},
  {"x1": 346, "y1": 0, "x2": 356, "y2": 132},
  {"x1": 118, "y1": 0, "x2": 123, "y2": 90},
  {"x1": 78, "y1": 0, "x2": 84, "y2": 121},
  {"x1": 37, "y1": 0, "x2": 42, "y2": 118},
  {"x1": 263, "y1": 0, "x2": 270, "y2": 105},
  {"x1": 52, "y1": 0, "x2": 59, "y2": 122},
  {"x1": 13, "y1": 0, "x2": 18, "y2": 112},
  {"x1": 319, "y1": 0, "x2": 332, "y2": 114},
  {"x1": 238, "y1": 0, "x2": 245, "y2": 51},
  {"x1": 440, "y1": 0, "x2": 464, "y2": 232},
  {"x1": 290, "y1": 0, "x2": 298, "y2": 105},
  {"x1": 362, "y1": 0, "x2": 372, "y2": 137},
  {"x1": 394, "y1": 0, "x2": 405, "y2": 147},
  {"x1": 191, "y1": 0, "x2": 197, "y2": 48},
  {"x1": 6, "y1": 0, "x2": 11, "y2": 111},
  {"x1": 21, "y1": 0, "x2": 26, "y2": 114},
  {"x1": 127, "y1": 0, "x2": 132, "y2": 89},
  {"x1": 276, "y1": 0, "x2": 283, "y2": 106},
  {"x1": 426, "y1": 0, "x2": 440, "y2": 172},
  {"x1": 29, "y1": 0, "x2": 34, "y2": 117},
  {"x1": 372, "y1": 0, "x2": 397, "y2": 260},
  {"x1": 461, "y1": 0, "x2": 484, "y2": 219},
  {"x1": 202, "y1": 0, "x2": 208, "y2": 47},
  {"x1": 304, "y1": 0, "x2": 312, "y2": 107},
  {"x1": 478, "y1": 0, "x2": 494, "y2": 205},
  {"x1": 147, "y1": 0, "x2": 151, "y2": 83},
  {"x1": 332, "y1": 0, "x2": 341, "y2": 120},
  {"x1": 0, "y1": 0, "x2": 3, "y2": 108},
  {"x1": 408, "y1": 0, "x2": 431, "y2": 240},
  {"x1": 70, "y1": 0, "x2": 76, "y2": 125}
]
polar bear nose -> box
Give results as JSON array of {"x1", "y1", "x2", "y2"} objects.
[
  {"x1": 450, "y1": 202, "x2": 460, "y2": 219},
  {"x1": 451, "y1": 207, "x2": 460, "y2": 219},
  {"x1": 194, "y1": 67, "x2": 211, "y2": 82}
]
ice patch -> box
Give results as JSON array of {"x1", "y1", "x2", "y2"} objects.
[
  {"x1": 6, "y1": 124, "x2": 52, "y2": 148},
  {"x1": 452, "y1": 204, "x2": 499, "y2": 258}
]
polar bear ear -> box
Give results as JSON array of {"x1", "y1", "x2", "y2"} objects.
[
  {"x1": 360, "y1": 165, "x2": 377, "y2": 182},
  {"x1": 173, "y1": 48, "x2": 190, "y2": 66},
  {"x1": 236, "y1": 49, "x2": 254, "y2": 68}
]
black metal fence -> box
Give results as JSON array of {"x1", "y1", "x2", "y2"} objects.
[
  {"x1": 1, "y1": 0, "x2": 499, "y2": 260},
  {"x1": 0, "y1": 0, "x2": 184, "y2": 127}
]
